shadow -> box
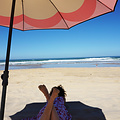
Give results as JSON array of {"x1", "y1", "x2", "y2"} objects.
[{"x1": 10, "y1": 101, "x2": 106, "y2": 120}]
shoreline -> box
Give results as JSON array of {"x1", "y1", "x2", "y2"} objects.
[
  {"x1": 1, "y1": 56, "x2": 120, "y2": 70},
  {"x1": 0, "y1": 63, "x2": 120, "y2": 71},
  {"x1": 0, "y1": 67, "x2": 120, "y2": 120}
]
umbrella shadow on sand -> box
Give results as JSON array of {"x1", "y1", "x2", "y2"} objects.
[{"x1": 10, "y1": 101, "x2": 106, "y2": 120}]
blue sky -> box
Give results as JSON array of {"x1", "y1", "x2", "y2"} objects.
[{"x1": 0, "y1": 1, "x2": 120, "y2": 60}]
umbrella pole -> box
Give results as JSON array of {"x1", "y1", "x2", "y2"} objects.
[{"x1": 0, "y1": 0, "x2": 16, "y2": 120}]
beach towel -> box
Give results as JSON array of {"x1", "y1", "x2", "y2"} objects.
[{"x1": 22, "y1": 97, "x2": 72, "y2": 120}]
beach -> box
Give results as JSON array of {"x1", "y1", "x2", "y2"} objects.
[{"x1": 0, "y1": 67, "x2": 120, "y2": 120}]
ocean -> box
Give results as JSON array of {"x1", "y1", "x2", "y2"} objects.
[{"x1": 0, "y1": 56, "x2": 120, "y2": 70}]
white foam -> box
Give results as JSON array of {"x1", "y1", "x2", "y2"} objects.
[{"x1": 0, "y1": 57, "x2": 120, "y2": 66}]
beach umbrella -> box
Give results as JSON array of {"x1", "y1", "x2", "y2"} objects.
[{"x1": 0, "y1": 0, "x2": 118, "y2": 119}]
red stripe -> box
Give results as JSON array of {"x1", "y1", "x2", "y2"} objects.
[
  {"x1": 24, "y1": 12, "x2": 61, "y2": 29},
  {"x1": 0, "y1": 15, "x2": 23, "y2": 26},
  {"x1": 61, "y1": 0, "x2": 96, "y2": 22},
  {"x1": 0, "y1": 16, "x2": 10, "y2": 25}
]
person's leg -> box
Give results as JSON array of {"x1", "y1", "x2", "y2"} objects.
[
  {"x1": 38, "y1": 85, "x2": 60, "y2": 120},
  {"x1": 50, "y1": 105, "x2": 60, "y2": 120},
  {"x1": 38, "y1": 85, "x2": 50, "y2": 101}
]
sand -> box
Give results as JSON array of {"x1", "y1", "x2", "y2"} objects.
[{"x1": 0, "y1": 67, "x2": 120, "y2": 120}]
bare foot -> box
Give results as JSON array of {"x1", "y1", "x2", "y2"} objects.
[
  {"x1": 51, "y1": 88, "x2": 60, "y2": 100},
  {"x1": 38, "y1": 85, "x2": 50, "y2": 100}
]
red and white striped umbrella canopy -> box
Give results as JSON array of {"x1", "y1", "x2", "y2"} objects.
[{"x1": 0, "y1": 0, "x2": 118, "y2": 31}]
